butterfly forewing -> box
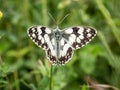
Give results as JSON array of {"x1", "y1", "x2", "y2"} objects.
[
  {"x1": 27, "y1": 26, "x2": 52, "y2": 50},
  {"x1": 62, "y1": 26, "x2": 97, "y2": 49}
]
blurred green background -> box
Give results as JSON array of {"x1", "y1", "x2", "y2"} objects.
[{"x1": 0, "y1": 0, "x2": 120, "y2": 90}]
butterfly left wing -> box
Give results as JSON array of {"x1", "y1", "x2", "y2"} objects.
[
  {"x1": 62, "y1": 26, "x2": 97, "y2": 49},
  {"x1": 27, "y1": 26, "x2": 57, "y2": 64}
]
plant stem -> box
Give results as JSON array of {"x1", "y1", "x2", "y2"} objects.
[{"x1": 49, "y1": 64, "x2": 53, "y2": 90}]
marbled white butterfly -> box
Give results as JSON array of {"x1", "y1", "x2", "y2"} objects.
[{"x1": 27, "y1": 26, "x2": 97, "y2": 65}]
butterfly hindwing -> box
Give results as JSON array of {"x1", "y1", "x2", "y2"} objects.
[
  {"x1": 58, "y1": 38, "x2": 73, "y2": 64},
  {"x1": 45, "y1": 38, "x2": 57, "y2": 64}
]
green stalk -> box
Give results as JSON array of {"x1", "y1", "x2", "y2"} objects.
[
  {"x1": 49, "y1": 64, "x2": 53, "y2": 90},
  {"x1": 14, "y1": 72, "x2": 20, "y2": 90}
]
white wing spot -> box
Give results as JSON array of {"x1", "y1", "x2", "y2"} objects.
[
  {"x1": 86, "y1": 28, "x2": 91, "y2": 32},
  {"x1": 76, "y1": 45, "x2": 79, "y2": 48},
  {"x1": 76, "y1": 38, "x2": 81, "y2": 43},
  {"x1": 43, "y1": 45, "x2": 46, "y2": 49},
  {"x1": 78, "y1": 27, "x2": 84, "y2": 34},
  {"x1": 69, "y1": 34, "x2": 76, "y2": 43},
  {"x1": 61, "y1": 44, "x2": 70, "y2": 57},
  {"x1": 37, "y1": 27, "x2": 42, "y2": 34},
  {"x1": 49, "y1": 39, "x2": 55, "y2": 54},
  {"x1": 51, "y1": 49, "x2": 56, "y2": 56},
  {"x1": 41, "y1": 38, "x2": 44, "y2": 43},
  {"x1": 79, "y1": 35, "x2": 84, "y2": 39},
  {"x1": 32, "y1": 33, "x2": 36, "y2": 38},
  {"x1": 87, "y1": 33, "x2": 92, "y2": 37},
  {"x1": 32, "y1": 28, "x2": 35, "y2": 32},
  {"x1": 38, "y1": 35, "x2": 42, "y2": 40},
  {"x1": 65, "y1": 28, "x2": 73, "y2": 34},
  {"x1": 46, "y1": 28, "x2": 51, "y2": 34},
  {"x1": 44, "y1": 34, "x2": 49, "y2": 42}
]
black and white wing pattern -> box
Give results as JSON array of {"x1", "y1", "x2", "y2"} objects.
[
  {"x1": 27, "y1": 26, "x2": 57, "y2": 64},
  {"x1": 27, "y1": 26, "x2": 97, "y2": 65},
  {"x1": 57, "y1": 38, "x2": 74, "y2": 64},
  {"x1": 27, "y1": 26, "x2": 52, "y2": 50},
  {"x1": 57, "y1": 26, "x2": 97, "y2": 64},
  {"x1": 62, "y1": 26, "x2": 97, "y2": 49}
]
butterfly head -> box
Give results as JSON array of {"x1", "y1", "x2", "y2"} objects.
[{"x1": 54, "y1": 26, "x2": 60, "y2": 31}]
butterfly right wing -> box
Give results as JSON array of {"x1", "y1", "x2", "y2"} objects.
[
  {"x1": 57, "y1": 26, "x2": 97, "y2": 65},
  {"x1": 27, "y1": 26, "x2": 57, "y2": 64},
  {"x1": 62, "y1": 26, "x2": 97, "y2": 49}
]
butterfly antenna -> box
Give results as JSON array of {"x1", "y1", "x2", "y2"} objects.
[
  {"x1": 48, "y1": 12, "x2": 58, "y2": 26},
  {"x1": 58, "y1": 14, "x2": 70, "y2": 26}
]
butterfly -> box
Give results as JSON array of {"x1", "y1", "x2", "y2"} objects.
[{"x1": 27, "y1": 26, "x2": 97, "y2": 65}]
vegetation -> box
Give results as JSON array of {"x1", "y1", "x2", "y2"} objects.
[{"x1": 0, "y1": 0, "x2": 120, "y2": 90}]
